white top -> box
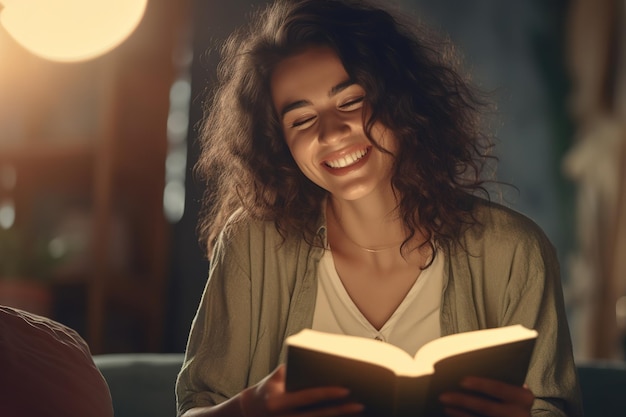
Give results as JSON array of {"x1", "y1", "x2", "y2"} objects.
[{"x1": 312, "y1": 248, "x2": 443, "y2": 356}]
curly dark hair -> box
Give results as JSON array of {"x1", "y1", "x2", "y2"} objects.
[{"x1": 196, "y1": 0, "x2": 496, "y2": 256}]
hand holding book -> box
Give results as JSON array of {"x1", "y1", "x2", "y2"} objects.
[
  {"x1": 238, "y1": 365, "x2": 365, "y2": 417},
  {"x1": 438, "y1": 376, "x2": 535, "y2": 417},
  {"x1": 285, "y1": 325, "x2": 538, "y2": 417}
]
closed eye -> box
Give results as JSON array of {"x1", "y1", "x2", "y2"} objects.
[
  {"x1": 291, "y1": 115, "x2": 317, "y2": 129},
  {"x1": 339, "y1": 96, "x2": 365, "y2": 111}
]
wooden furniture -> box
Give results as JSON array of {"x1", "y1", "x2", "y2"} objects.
[{"x1": 0, "y1": 0, "x2": 189, "y2": 353}]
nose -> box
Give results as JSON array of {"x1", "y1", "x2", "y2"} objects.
[{"x1": 318, "y1": 111, "x2": 351, "y2": 144}]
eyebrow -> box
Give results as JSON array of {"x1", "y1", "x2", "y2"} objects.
[{"x1": 279, "y1": 79, "x2": 356, "y2": 117}]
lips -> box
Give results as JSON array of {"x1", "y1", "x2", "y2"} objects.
[{"x1": 324, "y1": 147, "x2": 370, "y2": 169}]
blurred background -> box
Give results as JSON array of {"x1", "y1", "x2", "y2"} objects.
[{"x1": 0, "y1": 0, "x2": 624, "y2": 361}]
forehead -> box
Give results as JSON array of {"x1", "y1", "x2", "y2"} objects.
[{"x1": 270, "y1": 46, "x2": 350, "y2": 108}]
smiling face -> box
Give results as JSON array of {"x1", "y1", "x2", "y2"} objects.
[{"x1": 271, "y1": 46, "x2": 397, "y2": 203}]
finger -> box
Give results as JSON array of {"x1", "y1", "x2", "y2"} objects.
[
  {"x1": 263, "y1": 365, "x2": 287, "y2": 395},
  {"x1": 441, "y1": 392, "x2": 508, "y2": 417},
  {"x1": 268, "y1": 364, "x2": 286, "y2": 384},
  {"x1": 440, "y1": 391, "x2": 528, "y2": 417},
  {"x1": 460, "y1": 377, "x2": 534, "y2": 407},
  {"x1": 266, "y1": 386, "x2": 352, "y2": 414},
  {"x1": 284, "y1": 401, "x2": 365, "y2": 417},
  {"x1": 443, "y1": 406, "x2": 477, "y2": 417}
]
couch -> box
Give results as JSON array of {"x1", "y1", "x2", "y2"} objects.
[
  {"x1": 5, "y1": 306, "x2": 622, "y2": 416},
  {"x1": 577, "y1": 361, "x2": 626, "y2": 417},
  {"x1": 94, "y1": 353, "x2": 184, "y2": 417},
  {"x1": 94, "y1": 353, "x2": 626, "y2": 417}
]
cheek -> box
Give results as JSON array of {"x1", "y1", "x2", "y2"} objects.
[
  {"x1": 287, "y1": 141, "x2": 322, "y2": 182},
  {"x1": 285, "y1": 138, "x2": 307, "y2": 168},
  {"x1": 285, "y1": 132, "x2": 311, "y2": 160},
  {"x1": 291, "y1": 145, "x2": 313, "y2": 173}
]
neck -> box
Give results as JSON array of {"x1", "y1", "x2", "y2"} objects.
[
  {"x1": 332, "y1": 215, "x2": 404, "y2": 253},
  {"x1": 326, "y1": 195, "x2": 406, "y2": 254}
]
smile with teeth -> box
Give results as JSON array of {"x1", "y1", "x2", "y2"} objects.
[{"x1": 324, "y1": 148, "x2": 369, "y2": 169}]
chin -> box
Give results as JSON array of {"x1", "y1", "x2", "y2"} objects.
[{"x1": 328, "y1": 184, "x2": 378, "y2": 202}]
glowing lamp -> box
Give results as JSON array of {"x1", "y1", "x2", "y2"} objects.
[{"x1": 0, "y1": 0, "x2": 148, "y2": 62}]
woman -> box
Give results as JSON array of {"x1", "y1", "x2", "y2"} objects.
[{"x1": 176, "y1": 1, "x2": 582, "y2": 416}]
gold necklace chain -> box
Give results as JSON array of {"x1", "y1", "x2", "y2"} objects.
[{"x1": 348, "y1": 239, "x2": 403, "y2": 253}]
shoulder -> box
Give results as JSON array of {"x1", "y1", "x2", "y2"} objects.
[
  {"x1": 211, "y1": 213, "x2": 316, "y2": 269},
  {"x1": 468, "y1": 197, "x2": 551, "y2": 241},
  {"x1": 447, "y1": 198, "x2": 561, "y2": 302},
  {"x1": 212, "y1": 215, "x2": 283, "y2": 259},
  {"x1": 457, "y1": 197, "x2": 556, "y2": 262}
]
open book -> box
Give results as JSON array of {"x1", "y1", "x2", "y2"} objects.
[{"x1": 285, "y1": 324, "x2": 537, "y2": 417}]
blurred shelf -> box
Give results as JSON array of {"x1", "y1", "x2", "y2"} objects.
[
  {"x1": 0, "y1": 0, "x2": 190, "y2": 353},
  {"x1": 0, "y1": 141, "x2": 95, "y2": 193}
]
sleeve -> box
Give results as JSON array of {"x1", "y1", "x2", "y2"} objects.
[
  {"x1": 499, "y1": 225, "x2": 584, "y2": 417},
  {"x1": 175, "y1": 227, "x2": 254, "y2": 416}
]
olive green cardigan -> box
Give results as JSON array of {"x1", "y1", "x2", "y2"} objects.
[{"x1": 176, "y1": 199, "x2": 583, "y2": 417}]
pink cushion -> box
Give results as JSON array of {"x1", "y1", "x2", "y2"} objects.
[{"x1": 0, "y1": 306, "x2": 114, "y2": 417}]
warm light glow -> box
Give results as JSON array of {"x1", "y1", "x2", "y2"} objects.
[{"x1": 0, "y1": 0, "x2": 148, "y2": 62}]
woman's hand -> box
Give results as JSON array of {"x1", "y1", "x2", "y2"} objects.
[
  {"x1": 239, "y1": 365, "x2": 364, "y2": 417},
  {"x1": 439, "y1": 377, "x2": 534, "y2": 417}
]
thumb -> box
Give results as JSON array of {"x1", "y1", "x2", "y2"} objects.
[
  {"x1": 268, "y1": 364, "x2": 286, "y2": 385},
  {"x1": 261, "y1": 364, "x2": 287, "y2": 396}
]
